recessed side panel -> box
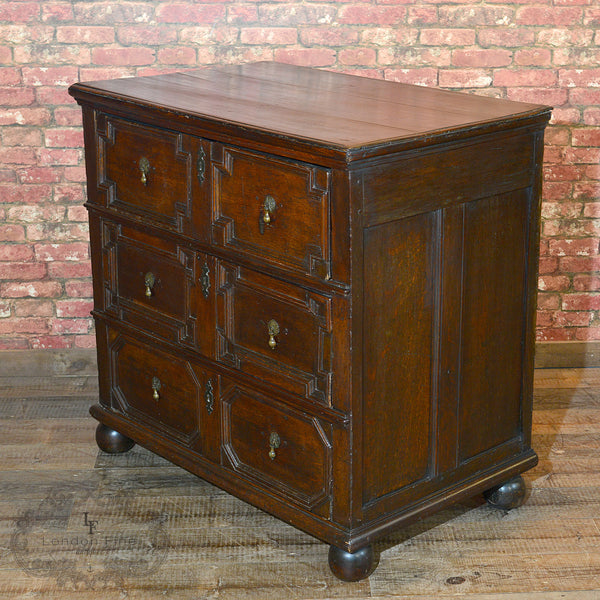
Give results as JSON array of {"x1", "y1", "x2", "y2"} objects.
[
  {"x1": 362, "y1": 212, "x2": 437, "y2": 506},
  {"x1": 458, "y1": 190, "x2": 530, "y2": 464}
]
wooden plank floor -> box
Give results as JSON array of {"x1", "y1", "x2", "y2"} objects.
[{"x1": 0, "y1": 368, "x2": 599, "y2": 599}]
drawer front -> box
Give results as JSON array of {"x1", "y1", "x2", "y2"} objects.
[
  {"x1": 221, "y1": 379, "x2": 332, "y2": 513},
  {"x1": 96, "y1": 114, "x2": 208, "y2": 235},
  {"x1": 216, "y1": 261, "x2": 333, "y2": 404},
  {"x1": 212, "y1": 145, "x2": 331, "y2": 279},
  {"x1": 107, "y1": 328, "x2": 220, "y2": 458},
  {"x1": 95, "y1": 219, "x2": 215, "y2": 355}
]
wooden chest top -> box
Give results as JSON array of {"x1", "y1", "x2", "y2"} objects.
[{"x1": 69, "y1": 61, "x2": 550, "y2": 164}]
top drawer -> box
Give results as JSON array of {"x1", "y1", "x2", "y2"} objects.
[
  {"x1": 94, "y1": 114, "x2": 208, "y2": 236},
  {"x1": 212, "y1": 145, "x2": 331, "y2": 280}
]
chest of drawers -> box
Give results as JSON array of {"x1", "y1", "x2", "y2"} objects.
[{"x1": 69, "y1": 63, "x2": 550, "y2": 581}]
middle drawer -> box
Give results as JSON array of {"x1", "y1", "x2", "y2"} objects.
[{"x1": 216, "y1": 261, "x2": 334, "y2": 405}]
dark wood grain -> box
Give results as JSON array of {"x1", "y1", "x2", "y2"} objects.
[{"x1": 69, "y1": 62, "x2": 551, "y2": 580}]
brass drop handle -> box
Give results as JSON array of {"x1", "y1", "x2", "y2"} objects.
[
  {"x1": 259, "y1": 195, "x2": 276, "y2": 233},
  {"x1": 144, "y1": 272, "x2": 155, "y2": 298},
  {"x1": 267, "y1": 319, "x2": 280, "y2": 349},
  {"x1": 139, "y1": 157, "x2": 150, "y2": 185},
  {"x1": 269, "y1": 431, "x2": 280, "y2": 460},
  {"x1": 151, "y1": 376, "x2": 161, "y2": 401}
]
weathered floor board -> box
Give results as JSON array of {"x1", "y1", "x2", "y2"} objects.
[{"x1": 0, "y1": 368, "x2": 599, "y2": 598}]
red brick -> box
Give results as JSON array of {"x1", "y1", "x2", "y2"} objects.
[
  {"x1": 1, "y1": 281, "x2": 63, "y2": 298},
  {"x1": 452, "y1": 49, "x2": 512, "y2": 68},
  {"x1": 514, "y1": 48, "x2": 552, "y2": 67},
  {"x1": 0, "y1": 301, "x2": 11, "y2": 318},
  {"x1": 337, "y1": 5, "x2": 407, "y2": 25},
  {"x1": 510, "y1": 88, "x2": 568, "y2": 105},
  {"x1": 74, "y1": 334, "x2": 97, "y2": 349},
  {"x1": 549, "y1": 238, "x2": 599, "y2": 257},
  {"x1": 53, "y1": 184, "x2": 85, "y2": 204},
  {"x1": 538, "y1": 275, "x2": 571, "y2": 291},
  {"x1": 543, "y1": 146, "x2": 566, "y2": 164},
  {"x1": 0, "y1": 68, "x2": 21, "y2": 85},
  {"x1": 65, "y1": 280, "x2": 93, "y2": 297},
  {"x1": 379, "y1": 47, "x2": 451, "y2": 67},
  {"x1": 21, "y1": 66, "x2": 79, "y2": 86},
  {"x1": 554, "y1": 47, "x2": 600, "y2": 68},
  {"x1": 34, "y1": 242, "x2": 89, "y2": 262},
  {"x1": 241, "y1": 27, "x2": 298, "y2": 45},
  {"x1": 561, "y1": 293, "x2": 600, "y2": 310},
  {"x1": 227, "y1": 5, "x2": 257, "y2": 24},
  {"x1": 538, "y1": 257, "x2": 559, "y2": 274},
  {"x1": 541, "y1": 202, "x2": 582, "y2": 219},
  {"x1": 0, "y1": 108, "x2": 52, "y2": 126},
  {"x1": 41, "y1": 3, "x2": 74, "y2": 22},
  {"x1": 8, "y1": 204, "x2": 64, "y2": 222},
  {"x1": 156, "y1": 4, "x2": 226, "y2": 24},
  {"x1": 572, "y1": 128, "x2": 600, "y2": 147},
  {"x1": 54, "y1": 107, "x2": 83, "y2": 127},
  {"x1": 534, "y1": 311, "x2": 554, "y2": 327},
  {"x1": 47, "y1": 261, "x2": 92, "y2": 278},
  {"x1": 35, "y1": 87, "x2": 73, "y2": 106},
  {"x1": 439, "y1": 69, "x2": 492, "y2": 88},
  {"x1": 258, "y1": 4, "x2": 336, "y2": 27},
  {"x1": 494, "y1": 69, "x2": 558, "y2": 87},
  {"x1": 0, "y1": 225, "x2": 25, "y2": 242},
  {"x1": 535, "y1": 327, "x2": 574, "y2": 341},
  {"x1": 573, "y1": 275, "x2": 600, "y2": 291},
  {"x1": 584, "y1": 7, "x2": 600, "y2": 26},
  {"x1": 157, "y1": 47, "x2": 198, "y2": 65},
  {"x1": 2, "y1": 127, "x2": 42, "y2": 147},
  {"x1": 516, "y1": 6, "x2": 582, "y2": 25},
  {"x1": 574, "y1": 183, "x2": 600, "y2": 201},
  {"x1": 537, "y1": 293, "x2": 560, "y2": 310},
  {"x1": 550, "y1": 108, "x2": 582, "y2": 126},
  {"x1": 92, "y1": 47, "x2": 155, "y2": 66},
  {"x1": 560, "y1": 256, "x2": 600, "y2": 272},
  {"x1": 575, "y1": 327, "x2": 600, "y2": 341},
  {"x1": 36, "y1": 148, "x2": 82, "y2": 167},
  {"x1": 384, "y1": 68, "x2": 438, "y2": 87},
  {"x1": 407, "y1": 6, "x2": 438, "y2": 25},
  {"x1": 56, "y1": 299, "x2": 94, "y2": 318},
  {"x1": 17, "y1": 167, "x2": 62, "y2": 184},
  {"x1": 180, "y1": 26, "x2": 238, "y2": 45},
  {"x1": 0, "y1": 338, "x2": 30, "y2": 349},
  {"x1": 14, "y1": 299, "x2": 53, "y2": 317},
  {"x1": 301, "y1": 28, "x2": 359, "y2": 46},
  {"x1": 544, "y1": 127, "x2": 570, "y2": 146},
  {"x1": 67, "y1": 206, "x2": 89, "y2": 222},
  {"x1": 15, "y1": 45, "x2": 91, "y2": 66},
  {"x1": 583, "y1": 202, "x2": 600, "y2": 217},
  {"x1": 273, "y1": 48, "x2": 336, "y2": 67},
  {"x1": 73, "y1": 3, "x2": 153, "y2": 24},
  {"x1": 564, "y1": 147, "x2": 600, "y2": 164},
  {"x1": 570, "y1": 88, "x2": 600, "y2": 106},
  {"x1": 478, "y1": 28, "x2": 534, "y2": 47},
  {"x1": 0, "y1": 86, "x2": 34, "y2": 106},
  {"x1": 339, "y1": 48, "x2": 377, "y2": 66},
  {"x1": 30, "y1": 335, "x2": 73, "y2": 349},
  {"x1": 421, "y1": 29, "x2": 476, "y2": 46},
  {"x1": 0, "y1": 184, "x2": 52, "y2": 204},
  {"x1": 544, "y1": 164, "x2": 585, "y2": 182},
  {"x1": 118, "y1": 26, "x2": 178, "y2": 46},
  {"x1": 361, "y1": 28, "x2": 418, "y2": 46},
  {"x1": 583, "y1": 108, "x2": 600, "y2": 126},
  {"x1": 438, "y1": 6, "x2": 514, "y2": 27},
  {"x1": 0, "y1": 244, "x2": 33, "y2": 261},
  {"x1": 79, "y1": 67, "x2": 134, "y2": 81},
  {"x1": 0, "y1": 317, "x2": 48, "y2": 334},
  {"x1": 50, "y1": 318, "x2": 90, "y2": 335},
  {"x1": 56, "y1": 26, "x2": 115, "y2": 44},
  {"x1": 0, "y1": 147, "x2": 37, "y2": 165},
  {"x1": 553, "y1": 311, "x2": 593, "y2": 327},
  {"x1": 0, "y1": 3, "x2": 39, "y2": 22},
  {"x1": 42, "y1": 128, "x2": 83, "y2": 149},
  {"x1": 26, "y1": 222, "x2": 89, "y2": 242}
]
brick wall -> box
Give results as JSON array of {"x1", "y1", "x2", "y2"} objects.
[{"x1": 1, "y1": 0, "x2": 599, "y2": 349}]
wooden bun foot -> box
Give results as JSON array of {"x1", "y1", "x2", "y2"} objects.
[
  {"x1": 484, "y1": 475, "x2": 526, "y2": 510},
  {"x1": 328, "y1": 544, "x2": 376, "y2": 582},
  {"x1": 95, "y1": 423, "x2": 135, "y2": 454}
]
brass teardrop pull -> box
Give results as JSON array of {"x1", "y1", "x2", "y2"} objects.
[
  {"x1": 259, "y1": 195, "x2": 276, "y2": 234},
  {"x1": 151, "y1": 376, "x2": 161, "y2": 401},
  {"x1": 269, "y1": 431, "x2": 280, "y2": 460},
  {"x1": 139, "y1": 157, "x2": 150, "y2": 185},
  {"x1": 267, "y1": 319, "x2": 280, "y2": 349},
  {"x1": 144, "y1": 272, "x2": 155, "y2": 298}
]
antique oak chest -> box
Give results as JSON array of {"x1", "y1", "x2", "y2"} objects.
[{"x1": 69, "y1": 62, "x2": 550, "y2": 581}]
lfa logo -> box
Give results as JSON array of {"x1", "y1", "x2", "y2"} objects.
[{"x1": 82, "y1": 512, "x2": 98, "y2": 535}]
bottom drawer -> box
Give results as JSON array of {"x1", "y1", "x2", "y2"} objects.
[
  {"x1": 220, "y1": 378, "x2": 333, "y2": 515},
  {"x1": 106, "y1": 327, "x2": 219, "y2": 460}
]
